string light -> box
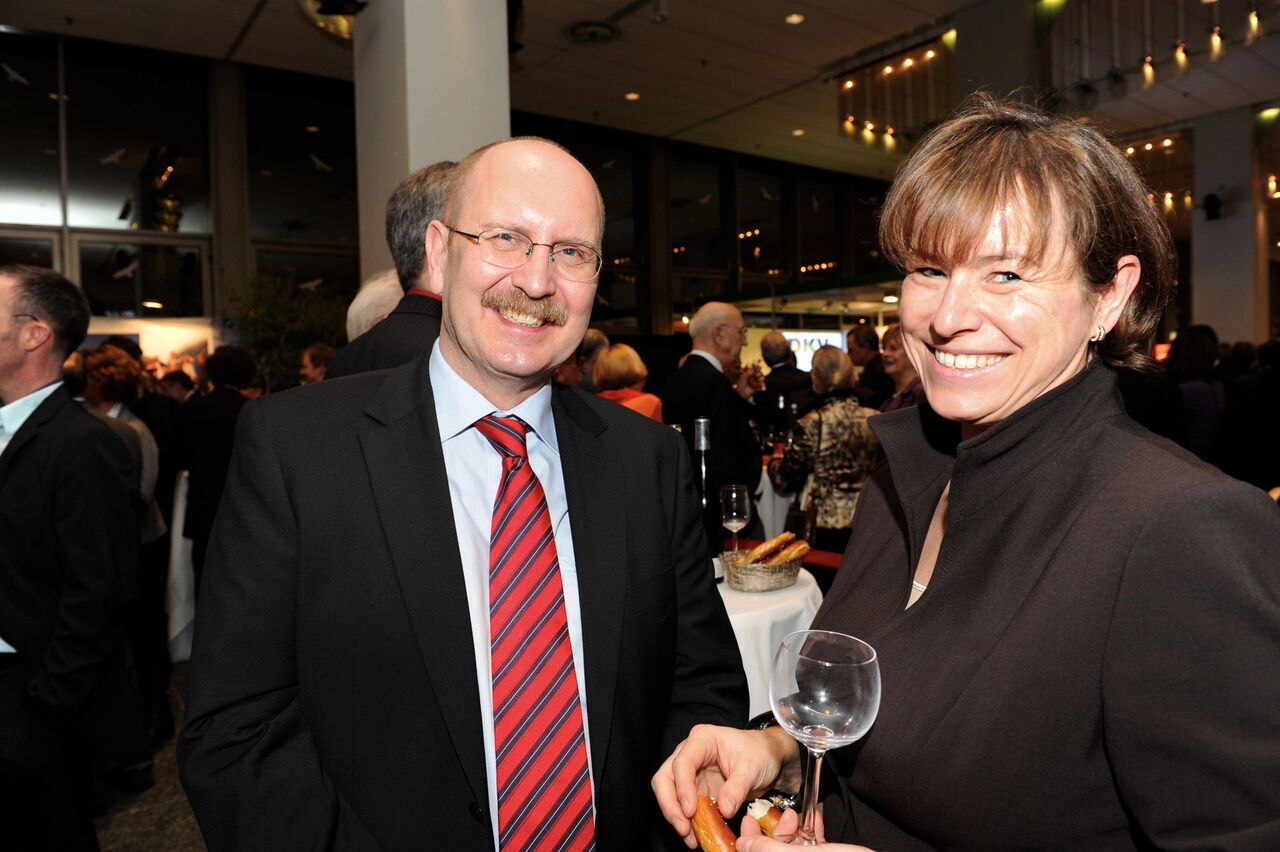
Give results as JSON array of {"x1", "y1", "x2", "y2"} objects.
[
  {"x1": 1125, "y1": 146, "x2": 1136, "y2": 155},
  {"x1": 924, "y1": 49, "x2": 936, "y2": 60}
]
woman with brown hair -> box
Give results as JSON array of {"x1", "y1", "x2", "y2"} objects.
[
  {"x1": 655, "y1": 95, "x2": 1280, "y2": 850},
  {"x1": 766, "y1": 345, "x2": 880, "y2": 567},
  {"x1": 593, "y1": 342, "x2": 663, "y2": 421},
  {"x1": 877, "y1": 323, "x2": 923, "y2": 412}
]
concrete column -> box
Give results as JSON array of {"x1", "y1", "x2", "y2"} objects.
[
  {"x1": 353, "y1": 0, "x2": 511, "y2": 280},
  {"x1": 1192, "y1": 107, "x2": 1268, "y2": 344},
  {"x1": 208, "y1": 61, "x2": 252, "y2": 317},
  {"x1": 951, "y1": 0, "x2": 1037, "y2": 102}
]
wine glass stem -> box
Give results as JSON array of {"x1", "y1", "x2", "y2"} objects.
[
  {"x1": 730, "y1": 530, "x2": 738, "y2": 553},
  {"x1": 798, "y1": 747, "x2": 825, "y2": 845}
]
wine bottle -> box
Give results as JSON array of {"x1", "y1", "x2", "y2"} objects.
[{"x1": 693, "y1": 417, "x2": 724, "y2": 578}]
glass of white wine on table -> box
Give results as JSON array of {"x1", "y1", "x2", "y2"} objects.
[
  {"x1": 719, "y1": 484, "x2": 751, "y2": 555},
  {"x1": 770, "y1": 630, "x2": 881, "y2": 845}
]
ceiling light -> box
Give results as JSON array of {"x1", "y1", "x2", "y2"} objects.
[
  {"x1": 883, "y1": 65, "x2": 893, "y2": 75},
  {"x1": 883, "y1": 294, "x2": 899, "y2": 303},
  {"x1": 791, "y1": 128, "x2": 806, "y2": 136},
  {"x1": 843, "y1": 80, "x2": 854, "y2": 89},
  {"x1": 305, "y1": 125, "x2": 320, "y2": 133},
  {"x1": 624, "y1": 92, "x2": 640, "y2": 101},
  {"x1": 784, "y1": 13, "x2": 805, "y2": 24},
  {"x1": 925, "y1": 49, "x2": 936, "y2": 60},
  {"x1": 142, "y1": 300, "x2": 164, "y2": 309},
  {"x1": 1162, "y1": 138, "x2": 1173, "y2": 146}
]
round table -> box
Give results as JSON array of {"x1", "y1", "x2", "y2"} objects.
[{"x1": 718, "y1": 568, "x2": 824, "y2": 718}]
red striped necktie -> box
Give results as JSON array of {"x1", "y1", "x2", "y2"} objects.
[{"x1": 474, "y1": 415, "x2": 596, "y2": 852}]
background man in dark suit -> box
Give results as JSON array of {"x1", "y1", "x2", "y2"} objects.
[
  {"x1": 662, "y1": 302, "x2": 763, "y2": 529},
  {"x1": 0, "y1": 265, "x2": 141, "y2": 851},
  {"x1": 325, "y1": 160, "x2": 457, "y2": 379},
  {"x1": 754, "y1": 331, "x2": 811, "y2": 438},
  {"x1": 179, "y1": 138, "x2": 747, "y2": 850},
  {"x1": 847, "y1": 324, "x2": 893, "y2": 410}
]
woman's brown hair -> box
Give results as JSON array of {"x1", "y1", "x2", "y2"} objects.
[{"x1": 879, "y1": 93, "x2": 1175, "y2": 371}]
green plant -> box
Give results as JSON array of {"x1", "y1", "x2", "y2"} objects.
[{"x1": 228, "y1": 273, "x2": 346, "y2": 392}]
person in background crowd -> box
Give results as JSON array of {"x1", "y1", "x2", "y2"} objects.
[
  {"x1": 577, "y1": 327, "x2": 609, "y2": 393},
  {"x1": 767, "y1": 345, "x2": 881, "y2": 587},
  {"x1": 847, "y1": 324, "x2": 894, "y2": 409},
  {"x1": 1221, "y1": 336, "x2": 1280, "y2": 490},
  {"x1": 595, "y1": 342, "x2": 664, "y2": 421},
  {"x1": 662, "y1": 301, "x2": 764, "y2": 538},
  {"x1": 878, "y1": 323, "x2": 924, "y2": 412},
  {"x1": 180, "y1": 344, "x2": 257, "y2": 592},
  {"x1": 755, "y1": 331, "x2": 811, "y2": 438},
  {"x1": 552, "y1": 351, "x2": 584, "y2": 387},
  {"x1": 343, "y1": 269, "x2": 403, "y2": 343},
  {"x1": 298, "y1": 342, "x2": 335, "y2": 385},
  {"x1": 159, "y1": 369, "x2": 195, "y2": 402},
  {"x1": 325, "y1": 161, "x2": 456, "y2": 379},
  {"x1": 238, "y1": 369, "x2": 267, "y2": 399},
  {"x1": 179, "y1": 137, "x2": 746, "y2": 851},
  {"x1": 655, "y1": 95, "x2": 1280, "y2": 852},
  {"x1": 0, "y1": 264, "x2": 142, "y2": 852},
  {"x1": 1165, "y1": 323, "x2": 1224, "y2": 463}
]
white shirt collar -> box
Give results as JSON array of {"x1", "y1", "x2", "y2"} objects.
[
  {"x1": 428, "y1": 345, "x2": 559, "y2": 455},
  {"x1": 0, "y1": 380, "x2": 62, "y2": 438},
  {"x1": 689, "y1": 349, "x2": 723, "y2": 373}
]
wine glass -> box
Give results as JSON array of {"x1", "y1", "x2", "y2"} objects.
[
  {"x1": 719, "y1": 484, "x2": 751, "y2": 555},
  {"x1": 770, "y1": 630, "x2": 880, "y2": 845}
]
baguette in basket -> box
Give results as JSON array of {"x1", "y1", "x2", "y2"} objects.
[{"x1": 742, "y1": 532, "x2": 809, "y2": 565}]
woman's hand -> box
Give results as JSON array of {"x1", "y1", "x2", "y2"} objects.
[
  {"x1": 652, "y1": 725, "x2": 801, "y2": 848},
  {"x1": 737, "y1": 807, "x2": 877, "y2": 852}
]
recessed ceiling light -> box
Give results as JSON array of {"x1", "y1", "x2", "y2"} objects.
[
  {"x1": 305, "y1": 125, "x2": 320, "y2": 133},
  {"x1": 624, "y1": 92, "x2": 640, "y2": 101},
  {"x1": 785, "y1": 13, "x2": 805, "y2": 24},
  {"x1": 791, "y1": 128, "x2": 806, "y2": 136},
  {"x1": 883, "y1": 294, "x2": 899, "y2": 303}
]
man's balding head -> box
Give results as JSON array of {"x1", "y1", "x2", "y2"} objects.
[{"x1": 689, "y1": 301, "x2": 747, "y2": 371}]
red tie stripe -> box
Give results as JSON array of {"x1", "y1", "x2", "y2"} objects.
[{"x1": 474, "y1": 415, "x2": 595, "y2": 852}]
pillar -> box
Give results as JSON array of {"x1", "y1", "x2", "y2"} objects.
[{"x1": 353, "y1": 0, "x2": 511, "y2": 280}]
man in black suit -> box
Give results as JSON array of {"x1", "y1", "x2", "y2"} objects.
[
  {"x1": 754, "y1": 331, "x2": 811, "y2": 438},
  {"x1": 662, "y1": 301, "x2": 763, "y2": 499},
  {"x1": 847, "y1": 324, "x2": 893, "y2": 410},
  {"x1": 179, "y1": 138, "x2": 747, "y2": 850},
  {"x1": 326, "y1": 160, "x2": 457, "y2": 379},
  {"x1": 0, "y1": 265, "x2": 141, "y2": 851}
]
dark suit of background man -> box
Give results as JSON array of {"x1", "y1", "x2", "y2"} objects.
[
  {"x1": 179, "y1": 138, "x2": 747, "y2": 851},
  {"x1": 754, "y1": 331, "x2": 811, "y2": 437},
  {"x1": 847, "y1": 324, "x2": 893, "y2": 410},
  {"x1": 662, "y1": 301, "x2": 763, "y2": 505},
  {"x1": 325, "y1": 160, "x2": 457, "y2": 379},
  {"x1": 0, "y1": 265, "x2": 141, "y2": 851}
]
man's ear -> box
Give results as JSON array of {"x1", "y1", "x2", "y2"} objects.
[
  {"x1": 22, "y1": 319, "x2": 53, "y2": 353},
  {"x1": 1094, "y1": 254, "x2": 1141, "y2": 334},
  {"x1": 423, "y1": 219, "x2": 449, "y2": 297}
]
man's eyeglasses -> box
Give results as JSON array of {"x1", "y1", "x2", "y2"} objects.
[{"x1": 446, "y1": 226, "x2": 602, "y2": 283}]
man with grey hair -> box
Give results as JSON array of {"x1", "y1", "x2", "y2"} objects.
[
  {"x1": 662, "y1": 301, "x2": 762, "y2": 531},
  {"x1": 326, "y1": 160, "x2": 457, "y2": 379},
  {"x1": 756, "y1": 330, "x2": 810, "y2": 437}
]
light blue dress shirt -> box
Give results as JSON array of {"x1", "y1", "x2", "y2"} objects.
[
  {"x1": 0, "y1": 379, "x2": 64, "y2": 654},
  {"x1": 429, "y1": 346, "x2": 594, "y2": 844}
]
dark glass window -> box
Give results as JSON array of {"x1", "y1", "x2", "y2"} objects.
[
  {"x1": 671, "y1": 275, "x2": 729, "y2": 319},
  {"x1": 65, "y1": 39, "x2": 210, "y2": 233},
  {"x1": 0, "y1": 234, "x2": 56, "y2": 268},
  {"x1": 0, "y1": 32, "x2": 62, "y2": 226},
  {"x1": 736, "y1": 166, "x2": 783, "y2": 275},
  {"x1": 669, "y1": 155, "x2": 723, "y2": 270},
  {"x1": 255, "y1": 249, "x2": 359, "y2": 302},
  {"x1": 798, "y1": 177, "x2": 840, "y2": 282},
  {"x1": 246, "y1": 68, "x2": 357, "y2": 246},
  {"x1": 79, "y1": 241, "x2": 204, "y2": 317}
]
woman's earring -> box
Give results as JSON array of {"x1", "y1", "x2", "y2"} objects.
[{"x1": 1089, "y1": 325, "x2": 1106, "y2": 342}]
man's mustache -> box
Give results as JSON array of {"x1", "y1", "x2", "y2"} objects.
[{"x1": 480, "y1": 289, "x2": 568, "y2": 326}]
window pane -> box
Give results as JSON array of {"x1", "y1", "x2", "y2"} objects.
[
  {"x1": 247, "y1": 68, "x2": 358, "y2": 246},
  {"x1": 0, "y1": 235, "x2": 56, "y2": 268},
  {"x1": 65, "y1": 39, "x2": 210, "y2": 233},
  {"x1": 798, "y1": 178, "x2": 840, "y2": 282},
  {"x1": 671, "y1": 275, "x2": 729, "y2": 318},
  {"x1": 255, "y1": 249, "x2": 359, "y2": 302},
  {"x1": 79, "y1": 241, "x2": 204, "y2": 317},
  {"x1": 669, "y1": 155, "x2": 723, "y2": 269},
  {"x1": 0, "y1": 32, "x2": 61, "y2": 226},
  {"x1": 736, "y1": 167, "x2": 783, "y2": 274}
]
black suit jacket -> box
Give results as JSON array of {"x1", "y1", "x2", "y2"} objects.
[
  {"x1": 661, "y1": 355, "x2": 762, "y2": 495},
  {"x1": 178, "y1": 354, "x2": 748, "y2": 850},
  {"x1": 179, "y1": 386, "x2": 247, "y2": 543},
  {"x1": 326, "y1": 291, "x2": 443, "y2": 379},
  {"x1": 756, "y1": 364, "x2": 812, "y2": 436},
  {"x1": 0, "y1": 384, "x2": 142, "y2": 755}
]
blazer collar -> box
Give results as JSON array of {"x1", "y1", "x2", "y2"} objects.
[{"x1": 0, "y1": 383, "x2": 72, "y2": 482}]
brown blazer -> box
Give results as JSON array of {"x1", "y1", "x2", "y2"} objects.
[{"x1": 812, "y1": 362, "x2": 1280, "y2": 850}]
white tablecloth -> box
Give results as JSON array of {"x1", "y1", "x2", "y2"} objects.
[
  {"x1": 757, "y1": 466, "x2": 791, "y2": 540},
  {"x1": 166, "y1": 470, "x2": 196, "y2": 662},
  {"x1": 718, "y1": 569, "x2": 824, "y2": 718}
]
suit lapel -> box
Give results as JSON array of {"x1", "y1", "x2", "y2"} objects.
[
  {"x1": 552, "y1": 388, "x2": 627, "y2": 785},
  {"x1": 0, "y1": 385, "x2": 67, "y2": 484},
  {"x1": 357, "y1": 358, "x2": 488, "y2": 808}
]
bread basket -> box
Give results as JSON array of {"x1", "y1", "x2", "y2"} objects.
[{"x1": 722, "y1": 550, "x2": 803, "y2": 592}]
